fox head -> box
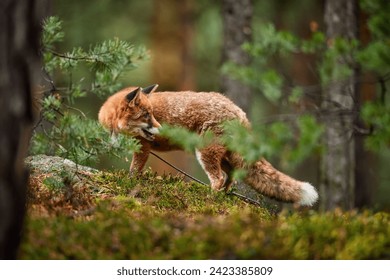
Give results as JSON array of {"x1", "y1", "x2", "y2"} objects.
[{"x1": 118, "y1": 84, "x2": 161, "y2": 141}]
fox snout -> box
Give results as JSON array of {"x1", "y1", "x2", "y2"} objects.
[{"x1": 140, "y1": 116, "x2": 161, "y2": 141}]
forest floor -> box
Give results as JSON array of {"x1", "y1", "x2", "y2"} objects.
[{"x1": 20, "y1": 155, "x2": 390, "y2": 259}]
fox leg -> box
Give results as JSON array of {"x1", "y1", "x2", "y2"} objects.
[
  {"x1": 195, "y1": 145, "x2": 228, "y2": 191},
  {"x1": 129, "y1": 140, "x2": 151, "y2": 174}
]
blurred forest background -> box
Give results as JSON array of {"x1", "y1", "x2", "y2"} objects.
[{"x1": 37, "y1": 0, "x2": 389, "y2": 211}]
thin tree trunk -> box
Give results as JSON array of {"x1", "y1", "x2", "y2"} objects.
[
  {"x1": 151, "y1": 0, "x2": 195, "y2": 91},
  {"x1": 320, "y1": 0, "x2": 358, "y2": 210},
  {"x1": 0, "y1": 0, "x2": 47, "y2": 259},
  {"x1": 221, "y1": 0, "x2": 253, "y2": 114}
]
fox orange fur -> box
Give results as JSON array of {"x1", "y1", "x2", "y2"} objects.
[{"x1": 98, "y1": 85, "x2": 318, "y2": 206}]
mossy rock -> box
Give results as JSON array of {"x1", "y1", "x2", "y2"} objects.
[
  {"x1": 26, "y1": 155, "x2": 99, "y2": 215},
  {"x1": 26, "y1": 154, "x2": 98, "y2": 184}
]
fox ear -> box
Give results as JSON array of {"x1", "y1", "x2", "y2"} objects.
[
  {"x1": 142, "y1": 84, "x2": 159, "y2": 94},
  {"x1": 126, "y1": 87, "x2": 141, "y2": 103}
]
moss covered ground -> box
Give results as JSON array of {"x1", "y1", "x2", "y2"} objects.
[{"x1": 21, "y1": 168, "x2": 390, "y2": 259}]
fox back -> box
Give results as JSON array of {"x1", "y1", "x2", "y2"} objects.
[{"x1": 150, "y1": 90, "x2": 250, "y2": 134}]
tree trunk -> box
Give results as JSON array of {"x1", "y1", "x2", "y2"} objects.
[
  {"x1": 151, "y1": 0, "x2": 195, "y2": 91},
  {"x1": 221, "y1": 0, "x2": 253, "y2": 114},
  {"x1": 320, "y1": 0, "x2": 358, "y2": 210},
  {"x1": 0, "y1": 0, "x2": 47, "y2": 259}
]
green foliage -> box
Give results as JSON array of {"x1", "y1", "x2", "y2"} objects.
[
  {"x1": 357, "y1": 41, "x2": 390, "y2": 75},
  {"x1": 361, "y1": 102, "x2": 390, "y2": 151},
  {"x1": 300, "y1": 31, "x2": 325, "y2": 53},
  {"x1": 319, "y1": 38, "x2": 358, "y2": 85},
  {"x1": 31, "y1": 113, "x2": 139, "y2": 165},
  {"x1": 222, "y1": 26, "x2": 296, "y2": 103},
  {"x1": 160, "y1": 116, "x2": 323, "y2": 176},
  {"x1": 360, "y1": 0, "x2": 390, "y2": 39},
  {"x1": 223, "y1": 2, "x2": 390, "y2": 164},
  {"x1": 43, "y1": 17, "x2": 148, "y2": 97},
  {"x1": 31, "y1": 16, "x2": 147, "y2": 165},
  {"x1": 21, "y1": 170, "x2": 390, "y2": 259},
  {"x1": 158, "y1": 116, "x2": 323, "y2": 172},
  {"x1": 159, "y1": 124, "x2": 214, "y2": 153},
  {"x1": 357, "y1": 0, "x2": 390, "y2": 151},
  {"x1": 243, "y1": 24, "x2": 299, "y2": 57},
  {"x1": 43, "y1": 176, "x2": 66, "y2": 191},
  {"x1": 221, "y1": 24, "x2": 301, "y2": 103},
  {"x1": 290, "y1": 115, "x2": 324, "y2": 164},
  {"x1": 222, "y1": 116, "x2": 323, "y2": 169},
  {"x1": 159, "y1": 118, "x2": 324, "y2": 179},
  {"x1": 42, "y1": 16, "x2": 64, "y2": 49},
  {"x1": 357, "y1": 0, "x2": 390, "y2": 75},
  {"x1": 220, "y1": 26, "x2": 330, "y2": 171},
  {"x1": 222, "y1": 120, "x2": 272, "y2": 163}
]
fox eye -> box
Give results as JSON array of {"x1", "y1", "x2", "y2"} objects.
[{"x1": 142, "y1": 112, "x2": 149, "y2": 118}]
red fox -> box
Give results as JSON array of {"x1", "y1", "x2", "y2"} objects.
[{"x1": 98, "y1": 85, "x2": 318, "y2": 206}]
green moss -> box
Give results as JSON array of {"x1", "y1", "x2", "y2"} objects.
[{"x1": 21, "y1": 170, "x2": 390, "y2": 260}]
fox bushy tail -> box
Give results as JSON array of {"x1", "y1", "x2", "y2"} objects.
[{"x1": 229, "y1": 153, "x2": 318, "y2": 206}]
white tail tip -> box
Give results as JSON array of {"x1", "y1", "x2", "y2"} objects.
[{"x1": 299, "y1": 182, "x2": 319, "y2": 206}]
